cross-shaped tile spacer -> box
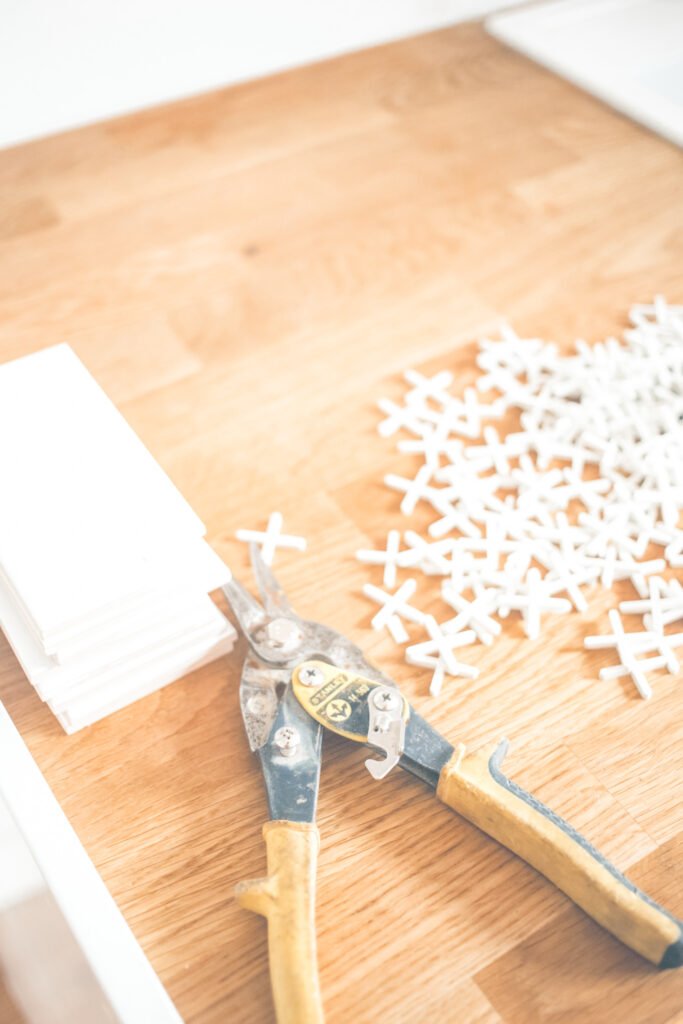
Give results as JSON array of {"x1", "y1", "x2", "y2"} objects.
[
  {"x1": 377, "y1": 398, "x2": 428, "y2": 438},
  {"x1": 363, "y1": 578, "x2": 427, "y2": 642},
  {"x1": 620, "y1": 576, "x2": 683, "y2": 631},
  {"x1": 401, "y1": 530, "x2": 455, "y2": 576},
  {"x1": 404, "y1": 369, "x2": 454, "y2": 408},
  {"x1": 440, "y1": 588, "x2": 501, "y2": 645},
  {"x1": 356, "y1": 530, "x2": 404, "y2": 589},
  {"x1": 398, "y1": 422, "x2": 463, "y2": 468},
  {"x1": 405, "y1": 616, "x2": 479, "y2": 695},
  {"x1": 235, "y1": 512, "x2": 307, "y2": 566},
  {"x1": 385, "y1": 465, "x2": 445, "y2": 516},
  {"x1": 465, "y1": 425, "x2": 525, "y2": 475},
  {"x1": 584, "y1": 608, "x2": 682, "y2": 699},
  {"x1": 498, "y1": 567, "x2": 571, "y2": 640}
]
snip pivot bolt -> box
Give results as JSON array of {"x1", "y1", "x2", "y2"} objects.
[
  {"x1": 372, "y1": 688, "x2": 400, "y2": 712},
  {"x1": 299, "y1": 665, "x2": 325, "y2": 687},
  {"x1": 273, "y1": 726, "x2": 299, "y2": 756}
]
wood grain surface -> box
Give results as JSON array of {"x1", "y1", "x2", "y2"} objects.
[{"x1": 1, "y1": 22, "x2": 682, "y2": 1024}]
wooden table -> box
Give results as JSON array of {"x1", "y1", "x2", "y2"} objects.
[{"x1": 1, "y1": 22, "x2": 682, "y2": 1024}]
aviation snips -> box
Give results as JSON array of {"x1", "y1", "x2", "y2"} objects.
[{"x1": 223, "y1": 547, "x2": 682, "y2": 1024}]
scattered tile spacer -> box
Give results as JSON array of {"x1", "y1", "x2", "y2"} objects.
[{"x1": 236, "y1": 512, "x2": 307, "y2": 566}]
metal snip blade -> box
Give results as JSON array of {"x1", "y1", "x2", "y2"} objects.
[
  {"x1": 250, "y1": 543, "x2": 295, "y2": 618},
  {"x1": 222, "y1": 576, "x2": 266, "y2": 636}
]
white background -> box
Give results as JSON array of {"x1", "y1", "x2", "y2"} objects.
[{"x1": 0, "y1": 0, "x2": 520, "y2": 149}]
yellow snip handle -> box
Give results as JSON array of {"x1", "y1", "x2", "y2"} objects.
[
  {"x1": 437, "y1": 741, "x2": 683, "y2": 968},
  {"x1": 236, "y1": 820, "x2": 324, "y2": 1024}
]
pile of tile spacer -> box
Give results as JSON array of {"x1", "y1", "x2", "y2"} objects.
[{"x1": 358, "y1": 297, "x2": 683, "y2": 698}]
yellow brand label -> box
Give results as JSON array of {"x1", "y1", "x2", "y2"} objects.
[{"x1": 292, "y1": 660, "x2": 408, "y2": 742}]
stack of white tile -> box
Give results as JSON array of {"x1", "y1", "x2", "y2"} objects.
[{"x1": 0, "y1": 344, "x2": 235, "y2": 733}]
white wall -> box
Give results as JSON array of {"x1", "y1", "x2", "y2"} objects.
[{"x1": 1, "y1": 0, "x2": 520, "y2": 150}]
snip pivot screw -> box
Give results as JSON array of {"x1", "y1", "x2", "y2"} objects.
[
  {"x1": 299, "y1": 665, "x2": 325, "y2": 687},
  {"x1": 264, "y1": 618, "x2": 302, "y2": 652},
  {"x1": 273, "y1": 726, "x2": 299, "y2": 756},
  {"x1": 372, "y1": 688, "x2": 400, "y2": 711}
]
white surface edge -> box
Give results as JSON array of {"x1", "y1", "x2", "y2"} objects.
[
  {"x1": 486, "y1": 0, "x2": 683, "y2": 148},
  {"x1": 0, "y1": 703, "x2": 184, "y2": 1023}
]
